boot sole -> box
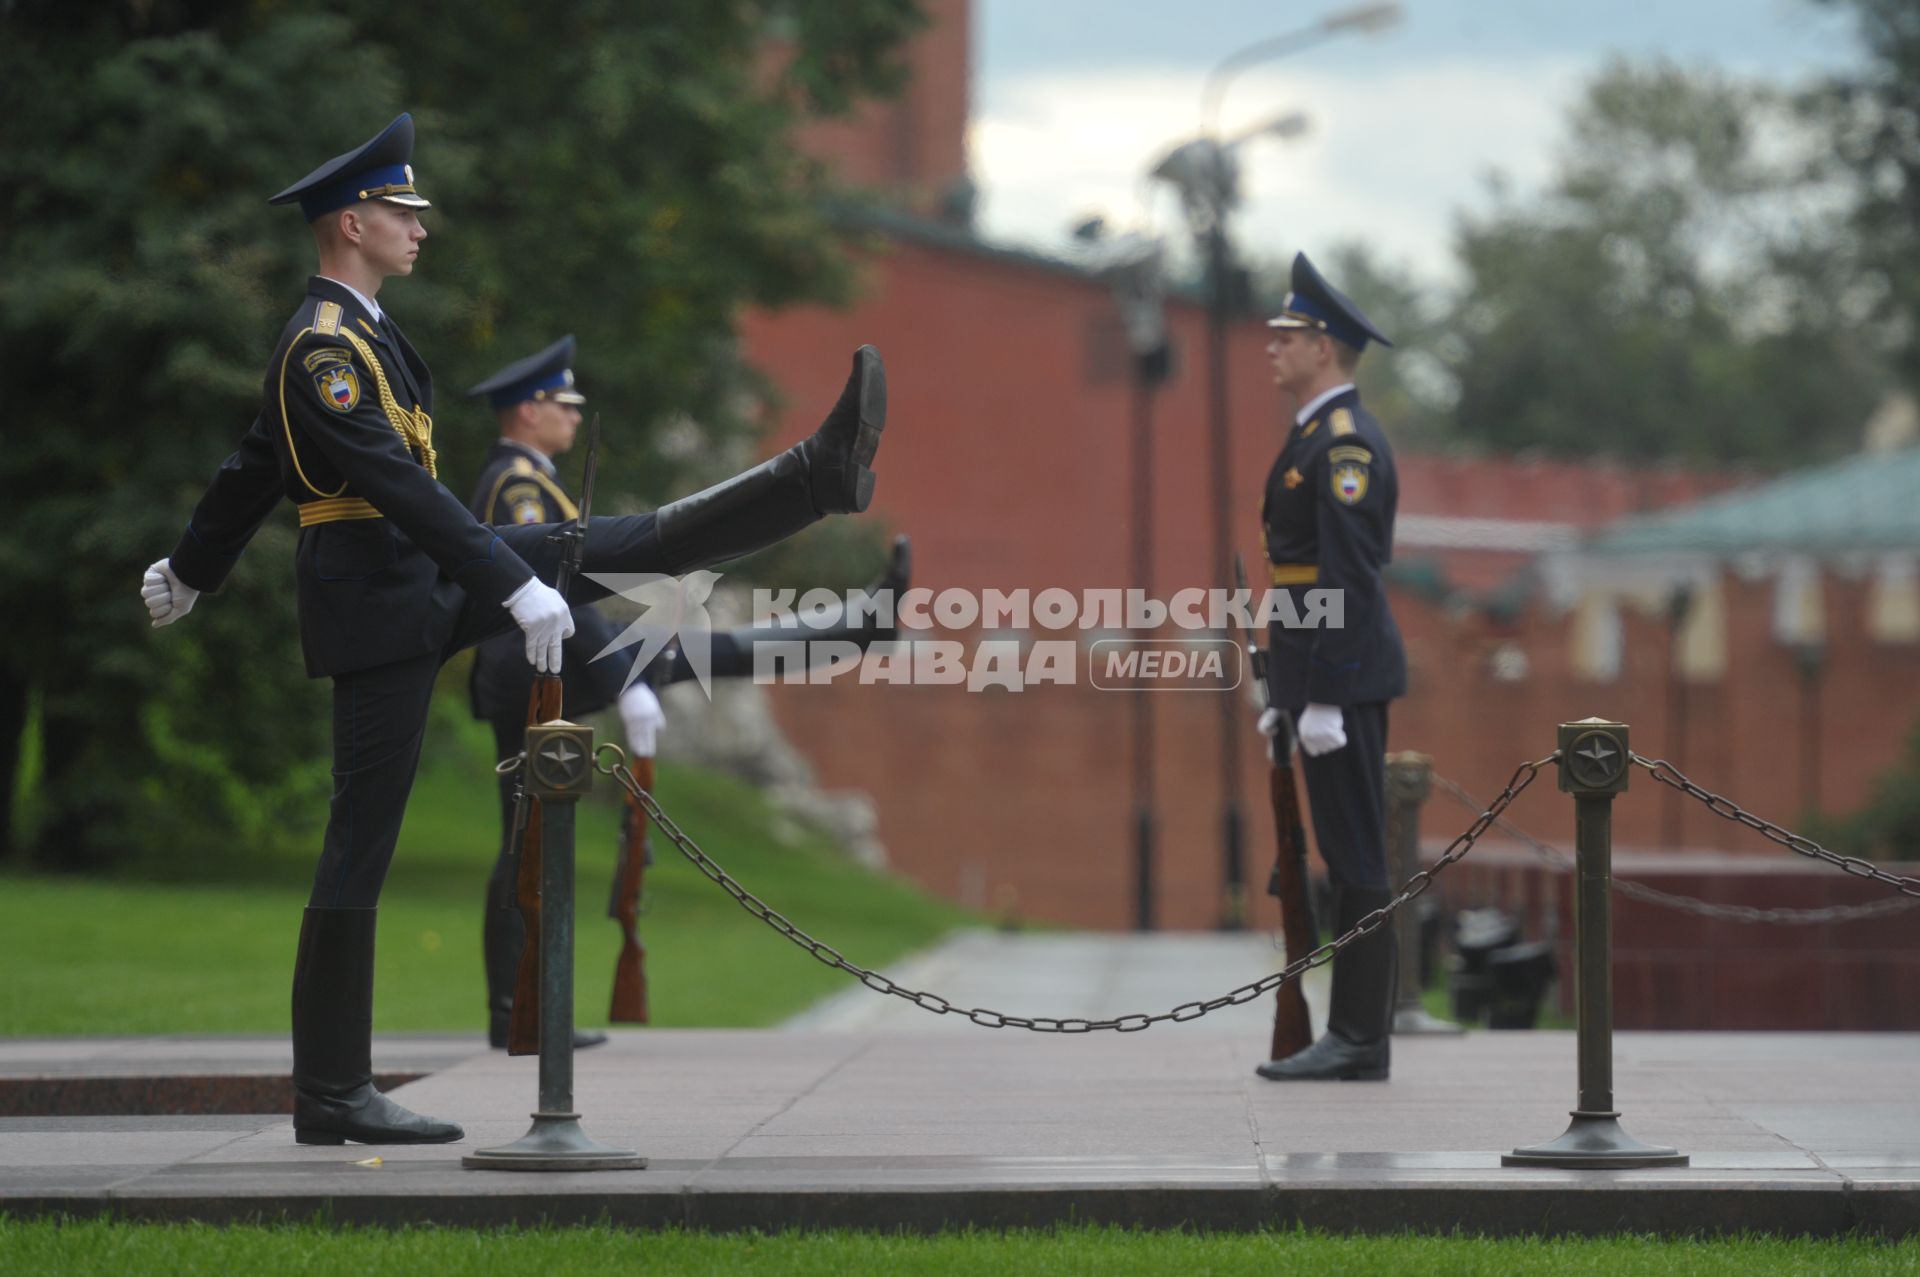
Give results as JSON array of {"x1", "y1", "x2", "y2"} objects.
[
  {"x1": 850, "y1": 344, "x2": 886, "y2": 471},
  {"x1": 845, "y1": 345, "x2": 885, "y2": 513},
  {"x1": 1253, "y1": 1063, "x2": 1390, "y2": 1082},
  {"x1": 295, "y1": 1127, "x2": 464, "y2": 1145}
]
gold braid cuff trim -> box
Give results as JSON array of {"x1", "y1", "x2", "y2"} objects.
[{"x1": 340, "y1": 328, "x2": 438, "y2": 478}]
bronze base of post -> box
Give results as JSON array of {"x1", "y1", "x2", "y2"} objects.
[
  {"x1": 1503, "y1": 1110, "x2": 1688, "y2": 1169},
  {"x1": 463, "y1": 1111, "x2": 647, "y2": 1172}
]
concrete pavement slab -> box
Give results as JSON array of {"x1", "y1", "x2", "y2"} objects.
[{"x1": 0, "y1": 933, "x2": 1913, "y2": 1235}]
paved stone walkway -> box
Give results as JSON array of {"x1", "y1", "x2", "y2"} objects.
[{"x1": 1, "y1": 933, "x2": 1914, "y2": 1235}]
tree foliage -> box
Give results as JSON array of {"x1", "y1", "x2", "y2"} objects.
[
  {"x1": 1442, "y1": 59, "x2": 1889, "y2": 465},
  {"x1": 0, "y1": 0, "x2": 922, "y2": 868},
  {"x1": 1249, "y1": 56, "x2": 1898, "y2": 467},
  {"x1": 1816, "y1": 0, "x2": 1920, "y2": 392}
]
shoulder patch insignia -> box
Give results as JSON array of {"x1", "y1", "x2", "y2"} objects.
[
  {"x1": 315, "y1": 364, "x2": 361, "y2": 413},
  {"x1": 302, "y1": 347, "x2": 353, "y2": 374},
  {"x1": 1328, "y1": 444, "x2": 1373, "y2": 465},
  {"x1": 314, "y1": 301, "x2": 343, "y2": 336},
  {"x1": 1330, "y1": 408, "x2": 1356, "y2": 437},
  {"x1": 501, "y1": 481, "x2": 547, "y2": 525},
  {"x1": 1331, "y1": 461, "x2": 1369, "y2": 505},
  {"x1": 1283, "y1": 466, "x2": 1305, "y2": 490}
]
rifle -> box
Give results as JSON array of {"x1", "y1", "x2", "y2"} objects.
[
  {"x1": 503, "y1": 413, "x2": 600, "y2": 1057},
  {"x1": 1234, "y1": 554, "x2": 1317, "y2": 1062},
  {"x1": 607, "y1": 753, "x2": 653, "y2": 1024}
]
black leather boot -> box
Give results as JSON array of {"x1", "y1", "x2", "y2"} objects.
[
  {"x1": 653, "y1": 346, "x2": 886, "y2": 573},
  {"x1": 291, "y1": 907, "x2": 465, "y2": 1145},
  {"x1": 485, "y1": 878, "x2": 608, "y2": 1051},
  {"x1": 1256, "y1": 886, "x2": 1396, "y2": 1082}
]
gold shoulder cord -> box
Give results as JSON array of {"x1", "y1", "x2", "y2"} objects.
[
  {"x1": 340, "y1": 328, "x2": 438, "y2": 478},
  {"x1": 281, "y1": 326, "x2": 348, "y2": 499}
]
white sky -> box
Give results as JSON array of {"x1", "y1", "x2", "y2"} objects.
[{"x1": 967, "y1": 0, "x2": 1865, "y2": 285}]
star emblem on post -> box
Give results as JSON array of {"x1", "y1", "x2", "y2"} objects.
[
  {"x1": 1559, "y1": 720, "x2": 1629, "y2": 795},
  {"x1": 525, "y1": 722, "x2": 594, "y2": 799}
]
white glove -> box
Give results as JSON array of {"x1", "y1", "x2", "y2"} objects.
[
  {"x1": 141, "y1": 559, "x2": 200, "y2": 628},
  {"x1": 1296, "y1": 702, "x2": 1348, "y2": 757},
  {"x1": 619, "y1": 681, "x2": 666, "y2": 758},
  {"x1": 1255, "y1": 706, "x2": 1282, "y2": 739},
  {"x1": 504, "y1": 578, "x2": 575, "y2": 674}
]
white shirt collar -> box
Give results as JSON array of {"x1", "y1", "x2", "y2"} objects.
[
  {"x1": 1295, "y1": 382, "x2": 1356, "y2": 429},
  {"x1": 320, "y1": 277, "x2": 382, "y2": 324},
  {"x1": 500, "y1": 438, "x2": 557, "y2": 477}
]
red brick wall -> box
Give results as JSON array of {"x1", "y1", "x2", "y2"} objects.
[
  {"x1": 786, "y1": 0, "x2": 973, "y2": 220},
  {"x1": 738, "y1": 234, "x2": 1920, "y2": 933}
]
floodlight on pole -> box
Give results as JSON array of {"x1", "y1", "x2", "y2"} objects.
[{"x1": 1199, "y1": 2, "x2": 1404, "y2": 133}]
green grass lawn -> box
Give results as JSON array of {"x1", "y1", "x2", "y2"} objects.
[
  {"x1": 0, "y1": 711, "x2": 973, "y2": 1036},
  {"x1": 0, "y1": 1221, "x2": 1912, "y2": 1275}
]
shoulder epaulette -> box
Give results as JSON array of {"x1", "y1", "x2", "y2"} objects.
[
  {"x1": 510, "y1": 457, "x2": 536, "y2": 475},
  {"x1": 314, "y1": 301, "x2": 343, "y2": 336},
  {"x1": 1330, "y1": 408, "x2": 1356, "y2": 437}
]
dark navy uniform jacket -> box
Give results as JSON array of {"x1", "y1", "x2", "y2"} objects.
[
  {"x1": 465, "y1": 438, "x2": 632, "y2": 722},
  {"x1": 169, "y1": 277, "x2": 536, "y2": 677},
  {"x1": 1260, "y1": 386, "x2": 1407, "y2": 709}
]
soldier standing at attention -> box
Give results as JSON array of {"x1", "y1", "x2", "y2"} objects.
[
  {"x1": 137, "y1": 115, "x2": 889, "y2": 1144},
  {"x1": 1253, "y1": 252, "x2": 1407, "y2": 1082}
]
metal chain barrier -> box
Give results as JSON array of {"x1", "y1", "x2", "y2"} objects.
[
  {"x1": 588, "y1": 742, "x2": 1554, "y2": 1032},
  {"x1": 1431, "y1": 773, "x2": 1920, "y2": 924},
  {"x1": 1630, "y1": 754, "x2": 1920, "y2": 900}
]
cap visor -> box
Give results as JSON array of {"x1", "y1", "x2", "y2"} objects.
[
  {"x1": 1266, "y1": 314, "x2": 1315, "y2": 329},
  {"x1": 551, "y1": 390, "x2": 587, "y2": 405},
  {"x1": 377, "y1": 193, "x2": 432, "y2": 209}
]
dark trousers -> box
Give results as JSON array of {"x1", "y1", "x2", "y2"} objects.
[
  {"x1": 309, "y1": 513, "x2": 659, "y2": 907},
  {"x1": 1298, "y1": 701, "x2": 1390, "y2": 890}
]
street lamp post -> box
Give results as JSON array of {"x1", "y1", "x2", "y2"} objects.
[{"x1": 1090, "y1": 231, "x2": 1174, "y2": 931}]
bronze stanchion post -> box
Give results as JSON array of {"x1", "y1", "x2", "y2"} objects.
[
  {"x1": 1386, "y1": 752, "x2": 1461, "y2": 1035},
  {"x1": 1504, "y1": 718, "x2": 1686, "y2": 1169},
  {"x1": 465, "y1": 721, "x2": 646, "y2": 1172}
]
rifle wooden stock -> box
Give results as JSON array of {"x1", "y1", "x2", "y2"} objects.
[
  {"x1": 607, "y1": 756, "x2": 652, "y2": 1024},
  {"x1": 506, "y1": 674, "x2": 564, "y2": 1057},
  {"x1": 1266, "y1": 737, "x2": 1317, "y2": 1062}
]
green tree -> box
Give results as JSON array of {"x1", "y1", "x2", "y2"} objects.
[
  {"x1": 1442, "y1": 59, "x2": 1888, "y2": 465},
  {"x1": 1815, "y1": 0, "x2": 1920, "y2": 394},
  {"x1": 0, "y1": 1, "x2": 922, "y2": 869}
]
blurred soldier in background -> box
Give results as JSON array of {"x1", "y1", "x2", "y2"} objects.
[{"x1": 464, "y1": 335, "x2": 909, "y2": 1050}]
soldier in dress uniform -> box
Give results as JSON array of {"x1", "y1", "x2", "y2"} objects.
[
  {"x1": 461, "y1": 336, "x2": 910, "y2": 1050},
  {"x1": 137, "y1": 115, "x2": 891, "y2": 1145},
  {"x1": 1252, "y1": 252, "x2": 1408, "y2": 1082}
]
